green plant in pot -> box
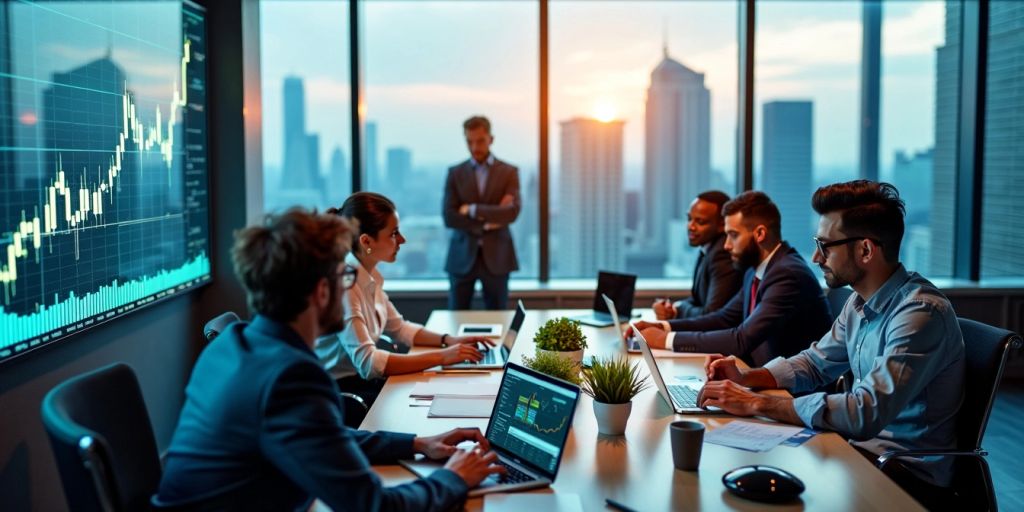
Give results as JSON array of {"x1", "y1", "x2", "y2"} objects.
[
  {"x1": 533, "y1": 317, "x2": 588, "y2": 365},
  {"x1": 581, "y1": 356, "x2": 649, "y2": 436},
  {"x1": 521, "y1": 350, "x2": 582, "y2": 385}
]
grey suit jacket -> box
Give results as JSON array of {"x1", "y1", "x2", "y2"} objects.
[
  {"x1": 443, "y1": 157, "x2": 520, "y2": 275},
  {"x1": 676, "y1": 234, "x2": 743, "y2": 319}
]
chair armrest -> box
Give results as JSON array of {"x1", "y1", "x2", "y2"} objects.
[
  {"x1": 877, "y1": 448, "x2": 988, "y2": 469},
  {"x1": 339, "y1": 392, "x2": 368, "y2": 412}
]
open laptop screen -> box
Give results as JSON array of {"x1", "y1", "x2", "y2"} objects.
[
  {"x1": 591, "y1": 271, "x2": 637, "y2": 317},
  {"x1": 485, "y1": 364, "x2": 579, "y2": 478}
]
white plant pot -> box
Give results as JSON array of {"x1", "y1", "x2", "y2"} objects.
[
  {"x1": 536, "y1": 348, "x2": 584, "y2": 365},
  {"x1": 593, "y1": 400, "x2": 632, "y2": 436}
]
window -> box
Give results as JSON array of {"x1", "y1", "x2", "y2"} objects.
[
  {"x1": 756, "y1": 1, "x2": 953, "y2": 277},
  {"x1": 259, "y1": 1, "x2": 351, "y2": 214},
  {"x1": 981, "y1": 1, "x2": 1024, "y2": 280},
  {"x1": 550, "y1": 1, "x2": 738, "y2": 279},
  {"x1": 362, "y1": 1, "x2": 538, "y2": 280}
]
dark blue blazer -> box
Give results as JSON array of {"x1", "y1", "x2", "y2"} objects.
[
  {"x1": 154, "y1": 316, "x2": 466, "y2": 511},
  {"x1": 667, "y1": 242, "x2": 833, "y2": 367},
  {"x1": 676, "y1": 234, "x2": 743, "y2": 319}
]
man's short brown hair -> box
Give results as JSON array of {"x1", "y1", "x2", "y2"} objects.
[
  {"x1": 463, "y1": 115, "x2": 491, "y2": 134},
  {"x1": 232, "y1": 208, "x2": 353, "y2": 322},
  {"x1": 722, "y1": 191, "x2": 782, "y2": 239}
]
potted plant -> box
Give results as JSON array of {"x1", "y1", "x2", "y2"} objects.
[
  {"x1": 581, "y1": 356, "x2": 649, "y2": 436},
  {"x1": 521, "y1": 350, "x2": 582, "y2": 385},
  {"x1": 533, "y1": 317, "x2": 588, "y2": 365}
]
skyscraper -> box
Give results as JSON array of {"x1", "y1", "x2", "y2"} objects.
[
  {"x1": 978, "y1": 2, "x2": 1024, "y2": 278},
  {"x1": 930, "y1": 3, "x2": 960, "y2": 277},
  {"x1": 642, "y1": 46, "x2": 711, "y2": 272},
  {"x1": 892, "y1": 148, "x2": 933, "y2": 272},
  {"x1": 327, "y1": 145, "x2": 347, "y2": 206},
  {"x1": 365, "y1": 121, "x2": 380, "y2": 188},
  {"x1": 281, "y1": 76, "x2": 322, "y2": 192},
  {"x1": 762, "y1": 100, "x2": 814, "y2": 256},
  {"x1": 385, "y1": 147, "x2": 412, "y2": 190},
  {"x1": 559, "y1": 117, "x2": 625, "y2": 277}
]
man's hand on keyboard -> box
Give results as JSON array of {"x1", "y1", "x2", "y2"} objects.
[{"x1": 450, "y1": 335, "x2": 496, "y2": 349}]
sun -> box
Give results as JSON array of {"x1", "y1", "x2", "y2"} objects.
[{"x1": 593, "y1": 101, "x2": 617, "y2": 123}]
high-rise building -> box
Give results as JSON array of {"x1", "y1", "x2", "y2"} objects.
[
  {"x1": 642, "y1": 46, "x2": 711, "y2": 271},
  {"x1": 762, "y1": 100, "x2": 814, "y2": 256},
  {"x1": 978, "y1": 2, "x2": 1024, "y2": 278},
  {"x1": 385, "y1": 147, "x2": 412, "y2": 192},
  {"x1": 327, "y1": 145, "x2": 347, "y2": 206},
  {"x1": 280, "y1": 76, "x2": 322, "y2": 193},
  {"x1": 559, "y1": 117, "x2": 625, "y2": 277},
  {"x1": 931, "y1": 3, "x2": 960, "y2": 277},
  {"x1": 891, "y1": 148, "x2": 933, "y2": 223},
  {"x1": 514, "y1": 172, "x2": 539, "y2": 276},
  {"x1": 365, "y1": 121, "x2": 380, "y2": 188}
]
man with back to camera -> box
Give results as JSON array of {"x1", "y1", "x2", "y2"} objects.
[
  {"x1": 651, "y1": 190, "x2": 743, "y2": 321},
  {"x1": 443, "y1": 115, "x2": 521, "y2": 310},
  {"x1": 153, "y1": 209, "x2": 504, "y2": 511},
  {"x1": 632, "y1": 191, "x2": 833, "y2": 367},
  {"x1": 698, "y1": 181, "x2": 964, "y2": 510}
]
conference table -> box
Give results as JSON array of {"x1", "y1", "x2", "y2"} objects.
[{"x1": 359, "y1": 309, "x2": 923, "y2": 511}]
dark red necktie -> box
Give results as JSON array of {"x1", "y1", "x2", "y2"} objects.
[{"x1": 749, "y1": 277, "x2": 761, "y2": 316}]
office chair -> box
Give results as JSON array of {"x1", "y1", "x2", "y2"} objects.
[
  {"x1": 203, "y1": 312, "x2": 368, "y2": 428},
  {"x1": 876, "y1": 317, "x2": 1022, "y2": 511},
  {"x1": 41, "y1": 363, "x2": 162, "y2": 512}
]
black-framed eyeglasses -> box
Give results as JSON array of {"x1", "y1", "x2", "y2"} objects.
[
  {"x1": 813, "y1": 236, "x2": 882, "y2": 257},
  {"x1": 335, "y1": 264, "x2": 358, "y2": 290}
]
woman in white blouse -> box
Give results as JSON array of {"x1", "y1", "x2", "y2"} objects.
[{"x1": 315, "y1": 192, "x2": 493, "y2": 401}]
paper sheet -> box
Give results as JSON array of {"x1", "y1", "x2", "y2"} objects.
[
  {"x1": 427, "y1": 395, "x2": 495, "y2": 418},
  {"x1": 484, "y1": 493, "x2": 583, "y2": 512},
  {"x1": 704, "y1": 420, "x2": 804, "y2": 452},
  {"x1": 409, "y1": 374, "x2": 501, "y2": 398}
]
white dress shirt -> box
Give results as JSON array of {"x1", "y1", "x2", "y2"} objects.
[
  {"x1": 660, "y1": 243, "x2": 782, "y2": 349},
  {"x1": 314, "y1": 254, "x2": 423, "y2": 380}
]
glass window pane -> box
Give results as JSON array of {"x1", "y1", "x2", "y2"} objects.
[
  {"x1": 551, "y1": 1, "x2": 738, "y2": 279},
  {"x1": 982, "y1": 1, "x2": 1024, "y2": 280},
  {"x1": 363, "y1": 1, "x2": 538, "y2": 280},
  {"x1": 883, "y1": 1, "x2": 956, "y2": 278},
  {"x1": 260, "y1": 1, "x2": 351, "y2": 214}
]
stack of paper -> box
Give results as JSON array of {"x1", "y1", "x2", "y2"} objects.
[
  {"x1": 409, "y1": 374, "x2": 501, "y2": 399},
  {"x1": 704, "y1": 420, "x2": 804, "y2": 452},
  {"x1": 427, "y1": 395, "x2": 495, "y2": 418}
]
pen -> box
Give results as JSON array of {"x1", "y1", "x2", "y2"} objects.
[{"x1": 605, "y1": 498, "x2": 639, "y2": 512}]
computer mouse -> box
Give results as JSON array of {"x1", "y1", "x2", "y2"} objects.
[{"x1": 722, "y1": 465, "x2": 805, "y2": 503}]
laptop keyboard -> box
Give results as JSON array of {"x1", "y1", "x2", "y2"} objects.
[
  {"x1": 461, "y1": 349, "x2": 498, "y2": 365},
  {"x1": 498, "y1": 461, "x2": 535, "y2": 484},
  {"x1": 668, "y1": 385, "x2": 699, "y2": 408}
]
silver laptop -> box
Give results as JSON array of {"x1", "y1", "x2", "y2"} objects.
[
  {"x1": 603, "y1": 293, "x2": 641, "y2": 354},
  {"x1": 632, "y1": 323, "x2": 713, "y2": 414},
  {"x1": 401, "y1": 362, "x2": 580, "y2": 496},
  {"x1": 443, "y1": 300, "x2": 526, "y2": 370}
]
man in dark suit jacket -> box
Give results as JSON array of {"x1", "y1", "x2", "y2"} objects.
[
  {"x1": 443, "y1": 115, "x2": 520, "y2": 310},
  {"x1": 154, "y1": 210, "x2": 503, "y2": 511},
  {"x1": 653, "y1": 191, "x2": 743, "y2": 320},
  {"x1": 635, "y1": 191, "x2": 832, "y2": 367}
]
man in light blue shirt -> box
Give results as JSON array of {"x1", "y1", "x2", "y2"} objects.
[{"x1": 698, "y1": 181, "x2": 964, "y2": 510}]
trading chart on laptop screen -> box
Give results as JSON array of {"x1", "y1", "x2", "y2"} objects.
[
  {"x1": 488, "y1": 367, "x2": 577, "y2": 473},
  {"x1": 0, "y1": 1, "x2": 210, "y2": 363}
]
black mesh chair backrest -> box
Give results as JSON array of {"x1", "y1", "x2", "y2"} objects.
[
  {"x1": 956, "y1": 318, "x2": 1022, "y2": 451},
  {"x1": 41, "y1": 363, "x2": 162, "y2": 512}
]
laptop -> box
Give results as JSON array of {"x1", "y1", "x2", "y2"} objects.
[
  {"x1": 572, "y1": 271, "x2": 637, "y2": 328},
  {"x1": 401, "y1": 362, "x2": 581, "y2": 496},
  {"x1": 632, "y1": 322, "x2": 713, "y2": 414},
  {"x1": 443, "y1": 300, "x2": 527, "y2": 370},
  {"x1": 603, "y1": 293, "x2": 641, "y2": 354}
]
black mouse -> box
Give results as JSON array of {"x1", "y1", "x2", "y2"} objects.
[{"x1": 722, "y1": 465, "x2": 805, "y2": 503}]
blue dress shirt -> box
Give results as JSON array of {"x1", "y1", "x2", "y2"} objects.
[{"x1": 764, "y1": 265, "x2": 964, "y2": 486}]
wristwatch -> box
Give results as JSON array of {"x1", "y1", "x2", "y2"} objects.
[{"x1": 440, "y1": 334, "x2": 449, "y2": 348}]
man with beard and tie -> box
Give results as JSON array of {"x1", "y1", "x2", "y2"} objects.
[
  {"x1": 651, "y1": 191, "x2": 743, "y2": 320},
  {"x1": 697, "y1": 181, "x2": 964, "y2": 510},
  {"x1": 631, "y1": 191, "x2": 832, "y2": 367},
  {"x1": 154, "y1": 209, "x2": 504, "y2": 511}
]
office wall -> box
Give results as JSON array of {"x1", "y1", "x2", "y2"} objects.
[{"x1": 0, "y1": 1, "x2": 255, "y2": 510}]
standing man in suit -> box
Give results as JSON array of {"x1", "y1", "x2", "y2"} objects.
[
  {"x1": 652, "y1": 190, "x2": 743, "y2": 320},
  {"x1": 632, "y1": 191, "x2": 833, "y2": 367},
  {"x1": 443, "y1": 116, "x2": 521, "y2": 310},
  {"x1": 154, "y1": 209, "x2": 503, "y2": 511}
]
